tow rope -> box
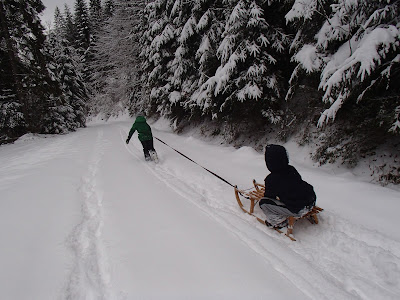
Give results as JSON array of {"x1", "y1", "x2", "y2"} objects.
[{"x1": 154, "y1": 136, "x2": 236, "y2": 188}]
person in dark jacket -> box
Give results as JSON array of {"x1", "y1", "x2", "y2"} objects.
[
  {"x1": 126, "y1": 113, "x2": 158, "y2": 161},
  {"x1": 259, "y1": 144, "x2": 316, "y2": 228}
]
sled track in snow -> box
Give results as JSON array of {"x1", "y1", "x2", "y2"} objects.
[
  {"x1": 65, "y1": 129, "x2": 113, "y2": 300},
  {"x1": 121, "y1": 127, "x2": 400, "y2": 300}
]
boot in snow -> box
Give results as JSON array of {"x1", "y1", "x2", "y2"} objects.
[{"x1": 149, "y1": 150, "x2": 159, "y2": 163}]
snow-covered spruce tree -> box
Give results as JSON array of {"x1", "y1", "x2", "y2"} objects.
[
  {"x1": 140, "y1": 0, "x2": 180, "y2": 117},
  {"x1": 0, "y1": 47, "x2": 23, "y2": 139},
  {"x1": 124, "y1": 0, "x2": 147, "y2": 114},
  {"x1": 164, "y1": 0, "x2": 198, "y2": 122},
  {"x1": 54, "y1": 5, "x2": 87, "y2": 91},
  {"x1": 191, "y1": 0, "x2": 226, "y2": 91},
  {"x1": 74, "y1": 0, "x2": 91, "y2": 50},
  {"x1": 0, "y1": 59, "x2": 25, "y2": 140},
  {"x1": 47, "y1": 21, "x2": 88, "y2": 131},
  {"x1": 285, "y1": 0, "x2": 400, "y2": 169},
  {"x1": 85, "y1": 0, "x2": 107, "y2": 97},
  {"x1": 190, "y1": 0, "x2": 292, "y2": 125},
  {"x1": 89, "y1": 0, "x2": 103, "y2": 31},
  {"x1": 169, "y1": 0, "x2": 227, "y2": 124},
  {"x1": 89, "y1": 0, "x2": 145, "y2": 118},
  {"x1": 0, "y1": 0, "x2": 69, "y2": 136},
  {"x1": 0, "y1": 1, "x2": 25, "y2": 139},
  {"x1": 287, "y1": 0, "x2": 400, "y2": 133},
  {"x1": 73, "y1": 0, "x2": 95, "y2": 89},
  {"x1": 54, "y1": 7, "x2": 66, "y2": 37},
  {"x1": 63, "y1": 4, "x2": 78, "y2": 46},
  {"x1": 87, "y1": 0, "x2": 104, "y2": 75}
]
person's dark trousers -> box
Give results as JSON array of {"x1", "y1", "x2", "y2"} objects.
[{"x1": 140, "y1": 139, "x2": 155, "y2": 158}]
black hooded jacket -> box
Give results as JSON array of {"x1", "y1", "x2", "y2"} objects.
[{"x1": 261, "y1": 144, "x2": 316, "y2": 213}]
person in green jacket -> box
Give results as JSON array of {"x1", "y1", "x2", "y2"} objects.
[{"x1": 126, "y1": 113, "x2": 158, "y2": 161}]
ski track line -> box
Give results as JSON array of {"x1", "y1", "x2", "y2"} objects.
[
  {"x1": 64, "y1": 129, "x2": 113, "y2": 300},
  {"x1": 119, "y1": 128, "x2": 353, "y2": 300}
]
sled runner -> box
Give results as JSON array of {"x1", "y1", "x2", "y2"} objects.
[{"x1": 234, "y1": 180, "x2": 323, "y2": 241}]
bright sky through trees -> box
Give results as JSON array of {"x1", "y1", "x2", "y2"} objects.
[{"x1": 41, "y1": 0, "x2": 75, "y2": 27}]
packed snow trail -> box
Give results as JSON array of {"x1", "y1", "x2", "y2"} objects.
[
  {"x1": 0, "y1": 132, "x2": 87, "y2": 299},
  {"x1": 0, "y1": 119, "x2": 399, "y2": 299},
  {"x1": 119, "y1": 119, "x2": 400, "y2": 300},
  {"x1": 0, "y1": 121, "x2": 303, "y2": 299},
  {"x1": 100, "y1": 123, "x2": 307, "y2": 299}
]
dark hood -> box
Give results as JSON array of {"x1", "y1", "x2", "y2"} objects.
[
  {"x1": 265, "y1": 144, "x2": 289, "y2": 173},
  {"x1": 135, "y1": 116, "x2": 146, "y2": 123}
]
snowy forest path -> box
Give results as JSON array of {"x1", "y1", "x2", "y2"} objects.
[
  {"x1": 1, "y1": 121, "x2": 400, "y2": 299},
  {"x1": 0, "y1": 128, "x2": 112, "y2": 299},
  {"x1": 97, "y1": 122, "x2": 308, "y2": 299},
  {"x1": 116, "y1": 128, "x2": 351, "y2": 299},
  {"x1": 64, "y1": 128, "x2": 113, "y2": 300}
]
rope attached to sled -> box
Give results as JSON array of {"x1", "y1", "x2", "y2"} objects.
[{"x1": 154, "y1": 136, "x2": 237, "y2": 188}]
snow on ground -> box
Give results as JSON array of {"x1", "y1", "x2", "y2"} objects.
[{"x1": 0, "y1": 118, "x2": 399, "y2": 300}]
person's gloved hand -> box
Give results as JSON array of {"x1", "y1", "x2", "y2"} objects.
[{"x1": 126, "y1": 139, "x2": 129, "y2": 144}]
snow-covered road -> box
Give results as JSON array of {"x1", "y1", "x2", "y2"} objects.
[{"x1": 1, "y1": 119, "x2": 399, "y2": 299}]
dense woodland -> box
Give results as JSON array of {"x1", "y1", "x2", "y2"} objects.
[{"x1": 0, "y1": 0, "x2": 399, "y2": 183}]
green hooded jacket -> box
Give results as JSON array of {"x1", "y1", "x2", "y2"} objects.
[{"x1": 127, "y1": 116, "x2": 153, "y2": 142}]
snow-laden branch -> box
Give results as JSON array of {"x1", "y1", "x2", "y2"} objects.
[
  {"x1": 285, "y1": 0, "x2": 318, "y2": 22},
  {"x1": 179, "y1": 16, "x2": 196, "y2": 43}
]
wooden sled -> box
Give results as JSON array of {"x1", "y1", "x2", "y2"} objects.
[{"x1": 234, "y1": 180, "x2": 323, "y2": 241}]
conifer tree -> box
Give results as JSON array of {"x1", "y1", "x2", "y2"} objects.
[
  {"x1": 160, "y1": 0, "x2": 198, "y2": 119},
  {"x1": 0, "y1": 0, "x2": 65, "y2": 136},
  {"x1": 287, "y1": 0, "x2": 400, "y2": 133},
  {"x1": 74, "y1": 0, "x2": 91, "y2": 50},
  {"x1": 164, "y1": 0, "x2": 225, "y2": 122},
  {"x1": 191, "y1": 0, "x2": 291, "y2": 123},
  {"x1": 140, "y1": 0, "x2": 184, "y2": 116},
  {"x1": 54, "y1": 7, "x2": 66, "y2": 37},
  {"x1": 191, "y1": 0, "x2": 225, "y2": 88},
  {"x1": 49, "y1": 10, "x2": 88, "y2": 131},
  {"x1": 89, "y1": 0, "x2": 103, "y2": 29},
  {"x1": 47, "y1": 36, "x2": 88, "y2": 131},
  {"x1": 0, "y1": 46, "x2": 25, "y2": 139},
  {"x1": 63, "y1": 4, "x2": 77, "y2": 46},
  {"x1": 73, "y1": 0, "x2": 94, "y2": 92},
  {"x1": 0, "y1": 0, "x2": 25, "y2": 139},
  {"x1": 86, "y1": 0, "x2": 104, "y2": 94}
]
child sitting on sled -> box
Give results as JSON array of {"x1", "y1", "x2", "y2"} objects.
[
  {"x1": 259, "y1": 144, "x2": 316, "y2": 228},
  {"x1": 126, "y1": 113, "x2": 158, "y2": 162}
]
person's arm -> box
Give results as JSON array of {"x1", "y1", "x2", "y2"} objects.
[
  {"x1": 263, "y1": 176, "x2": 276, "y2": 199},
  {"x1": 126, "y1": 124, "x2": 136, "y2": 143}
]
